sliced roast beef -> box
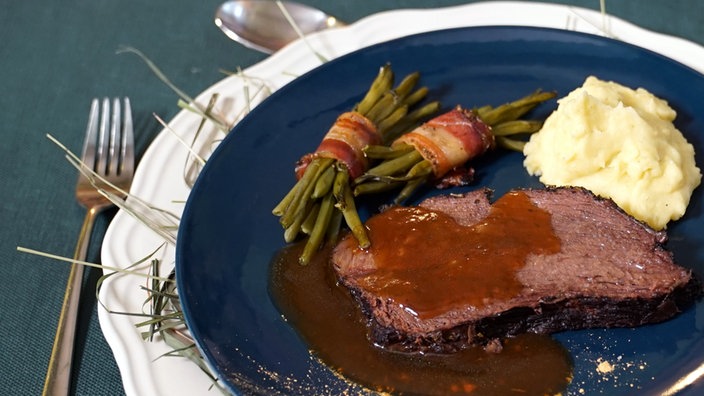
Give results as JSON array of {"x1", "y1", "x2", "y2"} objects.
[{"x1": 332, "y1": 187, "x2": 702, "y2": 353}]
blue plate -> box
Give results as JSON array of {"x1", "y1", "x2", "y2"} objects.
[{"x1": 177, "y1": 26, "x2": 704, "y2": 395}]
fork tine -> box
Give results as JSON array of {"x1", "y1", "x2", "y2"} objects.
[
  {"x1": 80, "y1": 99, "x2": 100, "y2": 170},
  {"x1": 45, "y1": 96, "x2": 136, "y2": 396},
  {"x1": 121, "y1": 97, "x2": 135, "y2": 178},
  {"x1": 96, "y1": 97, "x2": 111, "y2": 175},
  {"x1": 108, "y1": 98, "x2": 121, "y2": 176}
]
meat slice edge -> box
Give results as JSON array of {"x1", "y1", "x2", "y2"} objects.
[{"x1": 331, "y1": 187, "x2": 702, "y2": 353}]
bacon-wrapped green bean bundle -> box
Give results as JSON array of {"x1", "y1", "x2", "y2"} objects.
[
  {"x1": 273, "y1": 64, "x2": 440, "y2": 264},
  {"x1": 354, "y1": 90, "x2": 556, "y2": 203}
]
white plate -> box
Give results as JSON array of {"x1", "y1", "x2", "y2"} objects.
[{"x1": 99, "y1": 2, "x2": 704, "y2": 395}]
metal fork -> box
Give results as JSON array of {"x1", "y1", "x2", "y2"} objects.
[{"x1": 43, "y1": 97, "x2": 135, "y2": 396}]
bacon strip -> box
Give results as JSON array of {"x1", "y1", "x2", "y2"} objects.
[
  {"x1": 393, "y1": 106, "x2": 494, "y2": 177},
  {"x1": 295, "y1": 112, "x2": 379, "y2": 179}
]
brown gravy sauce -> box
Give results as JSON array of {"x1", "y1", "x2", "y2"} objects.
[
  {"x1": 269, "y1": 191, "x2": 572, "y2": 395},
  {"x1": 360, "y1": 190, "x2": 561, "y2": 318}
]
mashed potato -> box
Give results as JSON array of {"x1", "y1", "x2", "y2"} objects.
[{"x1": 523, "y1": 76, "x2": 701, "y2": 230}]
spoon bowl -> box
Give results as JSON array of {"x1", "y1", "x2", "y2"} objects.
[{"x1": 215, "y1": 0, "x2": 344, "y2": 54}]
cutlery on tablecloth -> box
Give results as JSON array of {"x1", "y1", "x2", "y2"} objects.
[
  {"x1": 215, "y1": 0, "x2": 344, "y2": 53},
  {"x1": 43, "y1": 98, "x2": 135, "y2": 396}
]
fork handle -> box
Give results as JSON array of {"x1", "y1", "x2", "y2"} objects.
[{"x1": 43, "y1": 207, "x2": 100, "y2": 396}]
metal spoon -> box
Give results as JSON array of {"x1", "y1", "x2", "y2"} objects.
[{"x1": 215, "y1": 0, "x2": 344, "y2": 54}]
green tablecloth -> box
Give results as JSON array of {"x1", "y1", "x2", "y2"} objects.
[{"x1": 2, "y1": 1, "x2": 702, "y2": 394}]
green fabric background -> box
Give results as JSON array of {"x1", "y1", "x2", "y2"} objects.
[{"x1": 1, "y1": 1, "x2": 702, "y2": 394}]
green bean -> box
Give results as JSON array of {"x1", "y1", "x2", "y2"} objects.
[
  {"x1": 272, "y1": 179, "x2": 298, "y2": 216},
  {"x1": 284, "y1": 201, "x2": 308, "y2": 242},
  {"x1": 495, "y1": 136, "x2": 528, "y2": 152},
  {"x1": 332, "y1": 164, "x2": 349, "y2": 207},
  {"x1": 485, "y1": 103, "x2": 538, "y2": 125},
  {"x1": 492, "y1": 120, "x2": 544, "y2": 136},
  {"x1": 402, "y1": 86, "x2": 429, "y2": 108},
  {"x1": 355, "y1": 65, "x2": 394, "y2": 115},
  {"x1": 367, "y1": 72, "x2": 422, "y2": 123},
  {"x1": 394, "y1": 160, "x2": 433, "y2": 200},
  {"x1": 354, "y1": 180, "x2": 400, "y2": 196},
  {"x1": 375, "y1": 105, "x2": 408, "y2": 136},
  {"x1": 366, "y1": 92, "x2": 398, "y2": 123},
  {"x1": 407, "y1": 159, "x2": 434, "y2": 178},
  {"x1": 300, "y1": 201, "x2": 320, "y2": 235},
  {"x1": 354, "y1": 156, "x2": 432, "y2": 196},
  {"x1": 326, "y1": 209, "x2": 343, "y2": 245},
  {"x1": 392, "y1": 159, "x2": 433, "y2": 203},
  {"x1": 383, "y1": 101, "x2": 441, "y2": 143},
  {"x1": 299, "y1": 191, "x2": 335, "y2": 265},
  {"x1": 277, "y1": 176, "x2": 309, "y2": 227},
  {"x1": 280, "y1": 157, "x2": 333, "y2": 229},
  {"x1": 342, "y1": 185, "x2": 369, "y2": 248},
  {"x1": 312, "y1": 164, "x2": 335, "y2": 198},
  {"x1": 357, "y1": 170, "x2": 422, "y2": 184},
  {"x1": 480, "y1": 90, "x2": 556, "y2": 125},
  {"x1": 474, "y1": 104, "x2": 493, "y2": 116},
  {"x1": 393, "y1": 72, "x2": 421, "y2": 100},
  {"x1": 394, "y1": 175, "x2": 427, "y2": 204},
  {"x1": 333, "y1": 165, "x2": 369, "y2": 248},
  {"x1": 411, "y1": 101, "x2": 442, "y2": 122},
  {"x1": 359, "y1": 150, "x2": 424, "y2": 181}
]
